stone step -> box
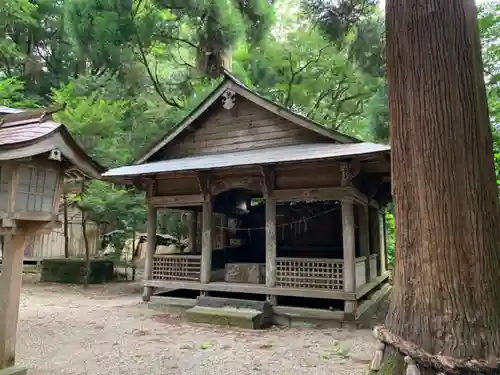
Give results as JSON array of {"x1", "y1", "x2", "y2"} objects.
[
  {"x1": 185, "y1": 306, "x2": 267, "y2": 329},
  {"x1": 193, "y1": 296, "x2": 273, "y2": 329}
]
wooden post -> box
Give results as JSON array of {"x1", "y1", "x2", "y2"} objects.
[
  {"x1": 0, "y1": 233, "x2": 27, "y2": 369},
  {"x1": 379, "y1": 210, "x2": 387, "y2": 275},
  {"x1": 261, "y1": 166, "x2": 277, "y2": 294},
  {"x1": 265, "y1": 197, "x2": 276, "y2": 288},
  {"x1": 198, "y1": 171, "x2": 212, "y2": 284},
  {"x1": 358, "y1": 204, "x2": 371, "y2": 283},
  {"x1": 142, "y1": 204, "x2": 157, "y2": 302},
  {"x1": 342, "y1": 199, "x2": 356, "y2": 313},
  {"x1": 201, "y1": 200, "x2": 213, "y2": 283},
  {"x1": 188, "y1": 211, "x2": 198, "y2": 253}
]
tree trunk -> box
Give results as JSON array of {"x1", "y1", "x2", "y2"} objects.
[{"x1": 376, "y1": 0, "x2": 500, "y2": 374}]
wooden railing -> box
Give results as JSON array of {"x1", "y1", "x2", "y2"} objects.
[
  {"x1": 152, "y1": 255, "x2": 201, "y2": 281},
  {"x1": 275, "y1": 257, "x2": 344, "y2": 290}
]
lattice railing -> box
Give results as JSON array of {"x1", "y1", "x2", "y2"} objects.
[
  {"x1": 152, "y1": 255, "x2": 201, "y2": 281},
  {"x1": 275, "y1": 257, "x2": 344, "y2": 290}
]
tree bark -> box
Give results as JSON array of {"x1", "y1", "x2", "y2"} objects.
[{"x1": 376, "y1": 0, "x2": 500, "y2": 374}]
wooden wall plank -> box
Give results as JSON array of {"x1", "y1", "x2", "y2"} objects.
[{"x1": 160, "y1": 97, "x2": 332, "y2": 159}]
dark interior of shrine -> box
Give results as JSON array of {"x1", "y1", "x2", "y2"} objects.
[{"x1": 212, "y1": 188, "x2": 359, "y2": 272}]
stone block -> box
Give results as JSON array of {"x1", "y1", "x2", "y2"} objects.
[
  {"x1": 224, "y1": 263, "x2": 265, "y2": 284},
  {"x1": 195, "y1": 296, "x2": 273, "y2": 328},
  {"x1": 185, "y1": 306, "x2": 263, "y2": 329}
]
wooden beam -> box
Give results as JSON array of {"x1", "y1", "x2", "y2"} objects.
[
  {"x1": 148, "y1": 194, "x2": 204, "y2": 207},
  {"x1": 142, "y1": 204, "x2": 157, "y2": 302},
  {"x1": 197, "y1": 171, "x2": 211, "y2": 200},
  {"x1": 144, "y1": 279, "x2": 357, "y2": 300},
  {"x1": 260, "y1": 165, "x2": 275, "y2": 195},
  {"x1": 271, "y1": 187, "x2": 350, "y2": 202},
  {"x1": 341, "y1": 199, "x2": 356, "y2": 314},
  {"x1": 340, "y1": 162, "x2": 353, "y2": 186}
]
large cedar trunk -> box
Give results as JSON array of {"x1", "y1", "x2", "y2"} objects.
[{"x1": 377, "y1": 0, "x2": 500, "y2": 374}]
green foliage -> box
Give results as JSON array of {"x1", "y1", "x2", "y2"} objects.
[
  {"x1": 236, "y1": 26, "x2": 382, "y2": 138},
  {"x1": 40, "y1": 258, "x2": 115, "y2": 284},
  {"x1": 385, "y1": 209, "x2": 395, "y2": 267},
  {"x1": 0, "y1": 77, "x2": 40, "y2": 108}
]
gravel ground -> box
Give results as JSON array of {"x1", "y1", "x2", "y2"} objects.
[{"x1": 16, "y1": 277, "x2": 379, "y2": 375}]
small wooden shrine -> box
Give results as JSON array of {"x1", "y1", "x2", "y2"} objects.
[
  {"x1": 103, "y1": 71, "x2": 391, "y2": 322},
  {"x1": 0, "y1": 108, "x2": 104, "y2": 370}
]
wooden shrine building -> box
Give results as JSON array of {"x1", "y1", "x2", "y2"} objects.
[{"x1": 103, "y1": 71, "x2": 392, "y2": 323}]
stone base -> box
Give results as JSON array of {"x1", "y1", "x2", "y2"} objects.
[
  {"x1": 0, "y1": 367, "x2": 27, "y2": 375},
  {"x1": 186, "y1": 296, "x2": 273, "y2": 329},
  {"x1": 185, "y1": 306, "x2": 265, "y2": 329}
]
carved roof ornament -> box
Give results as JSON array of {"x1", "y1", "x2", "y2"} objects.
[
  {"x1": 48, "y1": 147, "x2": 62, "y2": 162},
  {"x1": 221, "y1": 89, "x2": 236, "y2": 110}
]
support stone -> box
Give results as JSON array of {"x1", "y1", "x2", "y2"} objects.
[
  {"x1": 342, "y1": 199, "x2": 356, "y2": 313},
  {"x1": 201, "y1": 199, "x2": 213, "y2": 284},
  {"x1": 142, "y1": 204, "x2": 157, "y2": 302},
  {"x1": 0, "y1": 233, "x2": 27, "y2": 369},
  {"x1": 358, "y1": 204, "x2": 371, "y2": 283}
]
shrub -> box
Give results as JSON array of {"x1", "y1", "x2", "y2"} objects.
[{"x1": 40, "y1": 258, "x2": 114, "y2": 284}]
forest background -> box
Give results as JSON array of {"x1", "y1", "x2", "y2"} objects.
[{"x1": 1, "y1": 0, "x2": 498, "y2": 262}]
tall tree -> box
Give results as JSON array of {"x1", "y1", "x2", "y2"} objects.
[{"x1": 373, "y1": 1, "x2": 500, "y2": 374}]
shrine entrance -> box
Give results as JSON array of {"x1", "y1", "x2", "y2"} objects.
[{"x1": 212, "y1": 188, "x2": 266, "y2": 284}]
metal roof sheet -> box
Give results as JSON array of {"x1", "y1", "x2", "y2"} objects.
[
  {"x1": 103, "y1": 142, "x2": 390, "y2": 177},
  {"x1": 0, "y1": 119, "x2": 60, "y2": 145},
  {"x1": 0, "y1": 108, "x2": 105, "y2": 177},
  {"x1": 0, "y1": 106, "x2": 25, "y2": 114}
]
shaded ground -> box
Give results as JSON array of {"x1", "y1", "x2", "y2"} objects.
[{"x1": 17, "y1": 274, "x2": 385, "y2": 375}]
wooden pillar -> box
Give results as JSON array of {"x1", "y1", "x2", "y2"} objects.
[
  {"x1": 261, "y1": 166, "x2": 276, "y2": 293},
  {"x1": 342, "y1": 199, "x2": 356, "y2": 313},
  {"x1": 265, "y1": 197, "x2": 276, "y2": 288},
  {"x1": 379, "y1": 210, "x2": 387, "y2": 275},
  {"x1": 201, "y1": 200, "x2": 213, "y2": 283},
  {"x1": 358, "y1": 204, "x2": 371, "y2": 283},
  {"x1": 0, "y1": 233, "x2": 27, "y2": 369},
  {"x1": 142, "y1": 204, "x2": 157, "y2": 302},
  {"x1": 188, "y1": 211, "x2": 198, "y2": 253}
]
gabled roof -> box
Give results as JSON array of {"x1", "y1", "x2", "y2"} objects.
[
  {"x1": 0, "y1": 107, "x2": 105, "y2": 178},
  {"x1": 134, "y1": 70, "x2": 360, "y2": 164}
]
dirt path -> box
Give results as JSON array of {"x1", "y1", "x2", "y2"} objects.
[{"x1": 16, "y1": 281, "x2": 377, "y2": 375}]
